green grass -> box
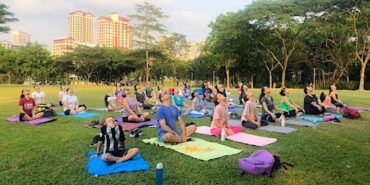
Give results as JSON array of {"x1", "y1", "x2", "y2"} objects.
[{"x1": 0, "y1": 85, "x2": 369, "y2": 185}]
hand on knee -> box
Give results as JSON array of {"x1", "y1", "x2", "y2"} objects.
[{"x1": 101, "y1": 154, "x2": 110, "y2": 161}]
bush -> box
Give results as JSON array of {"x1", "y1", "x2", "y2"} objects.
[{"x1": 336, "y1": 81, "x2": 359, "y2": 90}]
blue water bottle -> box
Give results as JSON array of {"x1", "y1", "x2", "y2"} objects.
[{"x1": 156, "y1": 163, "x2": 163, "y2": 185}]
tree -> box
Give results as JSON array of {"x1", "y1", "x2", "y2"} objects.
[
  {"x1": 0, "y1": 46, "x2": 18, "y2": 83},
  {"x1": 129, "y1": 2, "x2": 168, "y2": 83},
  {"x1": 159, "y1": 33, "x2": 190, "y2": 82},
  {"x1": 0, "y1": 4, "x2": 17, "y2": 34},
  {"x1": 16, "y1": 44, "x2": 52, "y2": 82}
]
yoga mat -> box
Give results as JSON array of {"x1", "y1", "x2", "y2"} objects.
[
  {"x1": 115, "y1": 118, "x2": 157, "y2": 131},
  {"x1": 298, "y1": 114, "x2": 342, "y2": 123},
  {"x1": 205, "y1": 104, "x2": 215, "y2": 109},
  {"x1": 196, "y1": 126, "x2": 277, "y2": 147},
  {"x1": 185, "y1": 114, "x2": 204, "y2": 118},
  {"x1": 86, "y1": 152, "x2": 150, "y2": 176},
  {"x1": 285, "y1": 119, "x2": 318, "y2": 127},
  {"x1": 6, "y1": 116, "x2": 56, "y2": 125},
  {"x1": 229, "y1": 119, "x2": 241, "y2": 126},
  {"x1": 93, "y1": 107, "x2": 125, "y2": 112},
  {"x1": 57, "y1": 111, "x2": 101, "y2": 118},
  {"x1": 142, "y1": 137, "x2": 241, "y2": 161},
  {"x1": 228, "y1": 107, "x2": 243, "y2": 113},
  {"x1": 258, "y1": 125, "x2": 297, "y2": 134},
  {"x1": 347, "y1": 106, "x2": 370, "y2": 111}
]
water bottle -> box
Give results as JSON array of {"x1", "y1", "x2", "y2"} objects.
[
  {"x1": 156, "y1": 163, "x2": 163, "y2": 185},
  {"x1": 221, "y1": 128, "x2": 226, "y2": 141},
  {"x1": 281, "y1": 116, "x2": 286, "y2": 127}
]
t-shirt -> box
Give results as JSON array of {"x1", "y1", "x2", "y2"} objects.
[
  {"x1": 156, "y1": 105, "x2": 180, "y2": 137},
  {"x1": 304, "y1": 95, "x2": 319, "y2": 113},
  {"x1": 145, "y1": 87, "x2": 153, "y2": 98},
  {"x1": 31, "y1": 91, "x2": 45, "y2": 105},
  {"x1": 192, "y1": 97, "x2": 204, "y2": 112},
  {"x1": 261, "y1": 96, "x2": 275, "y2": 117},
  {"x1": 280, "y1": 97, "x2": 294, "y2": 111},
  {"x1": 115, "y1": 88, "x2": 123, "y2": 97},
  {"x1": 135, "y1": 91, "x2": 145, "y2": 104},
  {"x1": 122, "y1": 97, "x2": 138, "y2": 117},
  {"x1": 59, "y1": 91, "x2": 67, "y2": 101},
  {"x1": 63, "y1": 95, "x2": 78, "y2": 111},
  {"x1": 242, "y1": 100, "x2": 257, "y2": 122},
  {"x1": 19, "y1": 98, "x2": 36, "y2": 115},
  {"x1": 172, "y1": 95, "x2": 185, "y2": 108},
  {"x1": 211, "y1": 104, "x2": 228, "y2": 128},
  {"x1": 321, "y1": 95, "x2": 333, "y2": 107},
  {"x1": 99, "y1": 125, "x2": 125, "y2": 153}
]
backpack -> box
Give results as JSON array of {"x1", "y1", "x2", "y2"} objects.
[
  {"x1": 343, "y1": 107, "x2": 360, "y2": 119},
  {"x1": 43, "y1": 109, "x2": 56, "y2": 117},
  {"x1": 239, "y1": 150, "x2": 293, "y2": 177}
]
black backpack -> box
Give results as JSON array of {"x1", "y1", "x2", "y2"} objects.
[
  {"x1": 270, "y1": 155, "x2": 294, "y2": 177},
  {"x1": 43, "y1": 109, "x2": 57, "y2": 117}
]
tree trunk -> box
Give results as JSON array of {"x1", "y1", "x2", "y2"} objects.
[
  {"x1": 226, "y1": 60, "x2": 230, "y2": 90},
  {"x1": 358, "y1": 63, "x2": 366, "y2": 91},
  {"x1": 268, "y1": 70, "x2": 272, "y2": 89},
  {"x1": 145, "y1": 46, "x2": 149, "y2": 83},
  {"x1": 7, "y1": 72, "x2": 11, "y2": 84},
  {"x1": 250, "y1": 76, "x2": 254, "y2": 89},
  {"x1": 281, "y1": 64, "x2": 287, "y2": 88}
]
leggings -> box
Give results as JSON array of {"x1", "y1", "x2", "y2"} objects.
[{"x1": 210, "y1": 126, "x2": 242, "y2": 136}]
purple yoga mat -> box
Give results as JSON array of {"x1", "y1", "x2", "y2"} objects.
[
  {"x1": 348, "y1": 106, "x2": 370, "y2": 111},
  {"x1": 115, "y1": 118, "x2": 157, "y2": 131},
  {"x1": 6, "y1": 116, "x2": 55, "y2": 125}
]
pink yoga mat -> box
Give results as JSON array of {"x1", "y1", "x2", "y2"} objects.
[
  {"x1": 196, "y1": 126, "x2": 277, "y2": 147},
  {"x1": 6, "y1": 116, "x2": 55, "y2": 125},
  {"x1": 117, "y1": 120, "x2": 157, "y2": 131}
]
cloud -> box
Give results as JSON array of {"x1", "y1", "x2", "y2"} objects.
[{"x1": 4, "y1": 0, "x2": 75, "y2": 17}]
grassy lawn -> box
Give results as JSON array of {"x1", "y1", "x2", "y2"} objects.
[{"x1": 0, "y1": 85, "x2": 369, "y2": 185}]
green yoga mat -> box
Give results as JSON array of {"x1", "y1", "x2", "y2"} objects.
[{"x1": 142, "y1": 137, "x2": 241, "y2": 161}]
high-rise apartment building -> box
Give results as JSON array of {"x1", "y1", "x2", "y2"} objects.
[
  {"x1": 52, "y1": 37, "x2": 79, "y2": 56},
  {"x1": 12, "y1": 31, "x2": 31, "y2": 45},
  {"x1": 97, "y1": 13, "x2": 133, "y2": 50},
  {"x1": 68, "y1": 11, "x2": 94, "y2": 44}
]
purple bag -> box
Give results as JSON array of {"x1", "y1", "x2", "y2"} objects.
[{"x1": 239, "y1": 150, "x2": 275, "y2": 176}]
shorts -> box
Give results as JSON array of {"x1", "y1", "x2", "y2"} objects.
[
  {"x1": 261, "y1": 113, "x2": 283, "y2": 122},
  {"x1": 106, "y1": 149, "x2": 128, "y2": 158},
  {"x1": 158, "y1": 129, "x2": 182, "y2": 142},
  {"x1": 19, "y1": 113, "x2": 32, "y2": 121},
  {"x1": 122, "y1": 114, "x2": 142, "y2": 122}
]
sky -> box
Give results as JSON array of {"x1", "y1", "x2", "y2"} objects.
[{"x1": 0, "y1": 0, "x2": 253, "y2": 49}]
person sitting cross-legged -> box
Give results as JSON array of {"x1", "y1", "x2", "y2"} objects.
[
  {"x1": 18, "y1": 89, "x2": 44, "y2": 121},
  {"x1": 241, "y1": 91, "x2": 261, "y2": 129},
  {"x1": 93, "y1": 117, "x2": 139, "y2": 163},
  {"x1": 157, "y1": 92, "x2": 196, "y2": 144}
]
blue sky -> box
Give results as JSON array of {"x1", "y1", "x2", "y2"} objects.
[{"x1": 0, "y1": 0, "x2": 253, "y2": 48}]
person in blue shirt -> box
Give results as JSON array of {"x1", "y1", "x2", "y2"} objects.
[
  {"x1": 157, "y1": 92, "x2": 196, "y2": 143},
  {"x1": 171, "y1": 87, "x2": 191, "y2": 115}
]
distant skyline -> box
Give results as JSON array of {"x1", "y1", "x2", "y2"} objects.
[{"x1": 0, "y1": 0, "x2": 253, "y2": 49}]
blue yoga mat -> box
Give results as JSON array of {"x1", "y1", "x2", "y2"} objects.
[
  {"x1": 228, "y1": 107, "x2": 243, "y2": 113},
  {"x1": 86, "y1": 151, "x2": 150, "y2": 176},
  {"x1": 57, "y1": 112, "x2": 100, "y2": 118},
  {"x1": 185, "y1": 114, "x2": 204, "y2": 118},
  {"x1": 299, "y1": 114, "x2": 343, "y2": 123}
]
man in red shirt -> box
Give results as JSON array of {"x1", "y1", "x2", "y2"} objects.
[{"x1": 19, "y1": 89, "x2": 44, "y2": 121}]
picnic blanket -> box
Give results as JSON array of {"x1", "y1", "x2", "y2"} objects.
[
  {"x1": 298, "y1": 114, "x2": 343, "y2": 123},
  {"x1": 142, "y1": 137, "x2": 241, "y2": 161},
  {"x1": 6, "y1": 116, "x2": 56, "y2": 125},
  {"x1": 86, "y1": 152, "x2": 150, "y2": 176},
  {"x1": 57, "y1": 111, "x2": 100, "y2": 118},
  {"x1": 285, "y1": 119, "x2": 318, "y2": 127},
  {"x1": 258, "y1": 125, "x2": 297, "y2": 134},
  {"x1": 196, "y1": 126, "x2": 277, "y2": 147}
]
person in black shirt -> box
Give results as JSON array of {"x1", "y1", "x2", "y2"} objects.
[
  {"x1": 94, "y1": 117, "x2": 139, "y2": 163},
  {"x1": 303, "y1": 86, "x2": 326, "y2": 115},
  {"x1": 134, "y1": 84, "x2": 153, "y2": 109}
]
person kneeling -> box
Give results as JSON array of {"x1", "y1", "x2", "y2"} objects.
[
  {"x1": 210, "y1": 94, "x2": 242, "y2": 136},
  {"x1": 241, "y1": 92, "x2": 262, "y2": 129},
  {"x1": 157, "y1": 93, "x2": 196, "y2": 144},
  {"x1": 94, "y1": 117, "x2": 139, "y2": 163}
]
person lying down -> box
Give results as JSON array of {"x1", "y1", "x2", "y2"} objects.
[{"x1": 92, "y1": 117, "x2": 139, "y2": 163}]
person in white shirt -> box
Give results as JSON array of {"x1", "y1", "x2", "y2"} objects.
[
  {"x1": 104, "y1": 92, "x2": 118, "y2": 111},
  {"x1": 58, "y1": 86, "x2": 67, "y2": 106},
  {"x1": 63, "y1": 88, "x2": 86, "y2": 115},
  {"x1": 31, "y1": 84, "x2": 45, "y2": 105}
]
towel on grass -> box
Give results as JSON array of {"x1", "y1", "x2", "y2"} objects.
[
  {"x1": 86, "y1": 152, "x2": 150, "y2": 176},
  {"x1": 142, "y1": 137, "x2": 241, "y2": 161}
]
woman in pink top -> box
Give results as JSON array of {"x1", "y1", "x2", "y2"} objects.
[
  {"x1": 320, "y1": 92, "x2": 339, "y2": 112},
  {"x1": 210, "y1": 93, "x2": 242, "y2": 136},
  {"x1": 241, "y1": 91, "x2": 261, "y2": 129}
]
